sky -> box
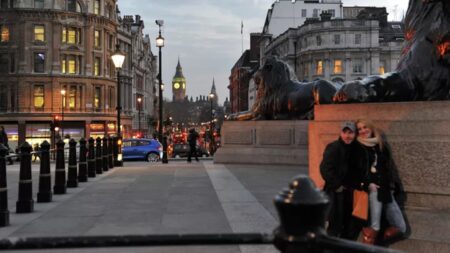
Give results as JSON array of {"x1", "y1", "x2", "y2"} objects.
[{"x1": 119, "y1": 0, "x2": 409, "y2": 104}]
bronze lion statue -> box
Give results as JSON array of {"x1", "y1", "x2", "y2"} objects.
[{"x1": 250, "y1": 56, "x2": 337, "y2": 120}]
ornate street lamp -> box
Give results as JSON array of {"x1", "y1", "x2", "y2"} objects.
[
  {"x1": 60, "y1": 89, "x2": 66, "y2": 139},
  {"x1": 156, "y1": 19, "x2": 168, "y2": 163},
  {"x1": 137, "y1": 97, "x2": 142, "y2": 138},
  {"x1": 111, "y1": 44, "x2": 125, "y2": 166},
  {"x1": 208, "y1": 93, "x2": 215, "y2": 155}
]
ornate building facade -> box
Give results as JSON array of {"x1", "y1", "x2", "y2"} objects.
[{"x1": 0, "y1": 0, "x2": 157, "y2": 149}]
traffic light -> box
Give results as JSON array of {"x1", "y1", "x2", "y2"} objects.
[{"x1": 53, "y1": 115, "x2": 60, "y2": 131}]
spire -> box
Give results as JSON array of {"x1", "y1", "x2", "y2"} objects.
[
  {"x1": 210, "y1": 77, "x2": 217, "y2": 93},
  {"x1": 174, "y1": 58, "x2": 184, "y2": 78}
]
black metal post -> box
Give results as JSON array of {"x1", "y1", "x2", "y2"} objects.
[
  {"x1": 67, "y1": 139, "x2": 78, "y2": 188},
  {"x1": 115, "y1": 66, "x2": 123, "y2": 167},
  {"x1": 210, "y1": 97, "x2": 214, "y2": 155},
  {"x1": 87, "y1": 137, "x2": 96, "y2": 178},
  {"x1": 95, "y1": 137, "x2": 103, "y2": 174},
  {"x1": 112, "y1": 136, "x2": 118, "y2": 166},
  {"x1": 102, "y1": 137, "x2": 109, "y2": 172},
  {"x1": 78, "y1": 138, "x2": 88, "y2": 182},
  {"x1": 37, "y1": 141, "x2": 52, "y2": 203},
  {"x1": 53, "y1": 140, "x2": 66, "y2": 195},
  {"x1": 108, "y1": 137, "x2": 114, "y2": 169},
  {"x1": 162, "y1": 136, "x2": 168, "y2": 163},
  {"x1": 16, "y1": 142, "x2": 34, "y2": 213},
  {"x1": 138, "y1": 99, "x2": 141, "y2": 138},
  {"x1": 0, "y1": 144, "x2": 10, "y2": 226}
]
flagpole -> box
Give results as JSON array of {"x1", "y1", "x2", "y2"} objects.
[{"x1": 241, "y1": 20, "x2": 244, "y2": 53}]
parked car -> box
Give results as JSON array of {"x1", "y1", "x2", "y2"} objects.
[
  {"x1": 122, "y1": 139, "x2": 162, "y2": 162},
  {"x1": 171, "y1": 143, "x2": 209, "y2": 158}
]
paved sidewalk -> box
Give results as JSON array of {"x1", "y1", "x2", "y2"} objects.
[{"x1": 1, "y1": 161, "x2": 306, "y2": 252}]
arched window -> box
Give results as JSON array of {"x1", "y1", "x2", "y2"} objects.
[{"x1": 67, "y1": 0, "x2": 81, "y2": 12}]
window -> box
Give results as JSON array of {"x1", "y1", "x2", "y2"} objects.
[
  {"x1": 0, "y1": 25, "x2": 9, "y2": 42},
  {"x1": 34, "y1": 53, "x2": 45, "y2": 73},
  {"x1": 94, "y1": 30, "x2": 100, "y2": 48},
  {"x1": 0, "y1": 54, "x2": 8, "y2": 73},
  {"x1": 0, "y1": 0, "x2": 8, "y2": 8},
  {"x1": 316, "y1": 60, "x2": 323, "y2": 75},
  {"x1": 94, "y1": 57, "x2": 101, "y2": 76},
  {"x1": 69, "y1": 86, "x2": 76, "y2": 109},
  {"x1": 328, "y1": 9, "x2": 335, "y2": 17},
  {"x1": 94, "y1": 87, "x2": 101, "y2": 110},
  {"x1": 316, "y1": 35, "x2": 321, "y2": 46},
  {"x1": 67, "y1": 0, "x2": 81, "y2": 12},
  {"x1": 34, "y1": 0, "x2": 44, "y2": 8},
  {"x1": 379, "y1": 62, "x2": 385, "y2": 74},
  {"x1": 68, "y1": 56, "x2": 76, "y2": 74},
  {"x1": 333, "y1": 60, "x2": 343, "y2": 74},
  {"x1": 34, "y1": 85, "x2": 44, "y2": 108},
  {"x1": 334, "y1": 34, "x2": 340, "y2": 45},
  {"x1": 62, "y1": 27, "x2": 81, "y2": 44},
  {"x1": 355, "y1": 34, "x2": 361, "y2": 44},
  {"x1": 313, "y1": 9, "x2": 319, "y2": 18},
  {"x1": 353, "y1": 59, "x2": 363, "y2": 73},
  {"x1": 61, "y1": 55, "x2": 81, "y2": 74},
  {"x1": 34, "y1": 25, "x2": 45, "y2": 42},
  {"x1": 301, "y1": 9, "x2": 307, "y2": 17},
  {"x1": 94, "y1": 0, "x2": 100, "y2": 15},
  {"x1": 61, "y1": 59, "x2": 66, "y2": 73}
]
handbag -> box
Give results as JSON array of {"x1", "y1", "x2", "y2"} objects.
[{"x1": 352, "y1": 190, "x2": 369, "y2": 220}]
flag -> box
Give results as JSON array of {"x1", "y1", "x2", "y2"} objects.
[{"x1": 241, "y1": 20, "x2": 243, "y2": 34}]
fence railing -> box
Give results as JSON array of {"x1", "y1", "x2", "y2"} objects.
[{"x1": 0, "y1": 141, "x2": 405, "y2": 253}]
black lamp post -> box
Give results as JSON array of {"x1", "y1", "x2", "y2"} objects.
[
  {"x1": 61, "y1": 89, "x2": 66, "y2": 139},
  {"x1": 156, "y1": 19, "x2": 168, "y2": 163},
  {"x1": 208, "y1": 93, "x2": 215, "y2": 155},
  {"x1": 111, "y1": 44, "x2": 125, "y2": 167},
  {"x1": 137, "y1": 97, "x2": 142, "y2": 138}
]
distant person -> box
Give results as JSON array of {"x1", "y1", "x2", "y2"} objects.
[
  {"x1": 32, "y1": 143, "x2": 40, "y2": 162},
  {"x1": 320, "y1": 121, "x2": 356, "y2": 238},
  {"x1": 187, "y1": 128, "x2": 199, "y2": 162},
  {"x1": 0, "y1": 126, "x2": 13, "y2": 165}
]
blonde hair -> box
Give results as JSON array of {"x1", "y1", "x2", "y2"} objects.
[{"x1": 355, "y1": 119, "x2": 384, "y2": 150}]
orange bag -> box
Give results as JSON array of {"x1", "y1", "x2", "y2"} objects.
[{"x1": 352, "y1": 190, "x2": 369, "y2": 220}]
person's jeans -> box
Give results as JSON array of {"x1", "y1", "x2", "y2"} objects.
[{"x1": 369, "y1": 189, "x2": 406, "y2": 233}]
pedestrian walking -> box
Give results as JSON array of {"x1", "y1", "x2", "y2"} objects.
[
  {"x1": 320, "y1": 121, "x2": 356, "y2": 239},
  {"x1": 351, "y1": 119, "x2": 407, "y2": 245},
  {"x1": 0, "y1": 126, "x2": 13, "y2": 165},
  {"x1": 187, "y1": 128, "x2": 199, "y2": 162},
  {"x1": 32, "y1": 143, "x2": 40, "y2": 162}
]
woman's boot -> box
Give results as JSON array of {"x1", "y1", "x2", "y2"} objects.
[{"x1": 362, "y1": 227, "x2": 378, "y2": 244}]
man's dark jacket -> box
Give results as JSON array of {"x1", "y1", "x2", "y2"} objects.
[{"x1": 320, "y1": 138, "x2": 353, "y2": 192}]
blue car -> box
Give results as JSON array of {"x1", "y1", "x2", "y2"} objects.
[{"x1": 122, "y1": 138, "x2": 162, "y2": 162}]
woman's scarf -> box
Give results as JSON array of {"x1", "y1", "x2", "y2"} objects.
[{"x1": 357, "y1": 136, "x2": 379, "y2": 147}]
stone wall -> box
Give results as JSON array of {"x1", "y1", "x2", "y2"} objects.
[
  {"x1": 309, "y1": 101, "x2": 450, "y2": 252},
  {"x1": 214, "y1": 120, "x2": 309, "y2": 165}
]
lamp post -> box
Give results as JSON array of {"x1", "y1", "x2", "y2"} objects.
[
  {"x1": 156, "y1": 19, "x2": 168, "y2": 163},
  {"x1": 137, "y1": 97, "x2": 142, "y2": 138},
  {"x1": 111, "y1": 44, "x2": 125, "y2": 167},
  {"x1": 60, "y1": 89, "x2": 66, "y2": 139},
  {"x1": 208, "y1": 93, "x2": 215, "y2": 155}
]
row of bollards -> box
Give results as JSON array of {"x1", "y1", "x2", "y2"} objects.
[{"x1": 0, "y1": 136, "x2": 117, "y2": 227}]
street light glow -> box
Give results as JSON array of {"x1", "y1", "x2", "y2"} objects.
[{"x1": 112, "y1": 45, "x2": 125, "y2": 69}]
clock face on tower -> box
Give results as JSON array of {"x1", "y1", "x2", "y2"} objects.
[
  {"x1": 174, "y1": 82, "x2": 180, "y2": 89},
  {"x1": 182, "y1": 82, "x2": 185, "y2": 89}
]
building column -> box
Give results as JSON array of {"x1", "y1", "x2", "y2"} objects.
[{"x1": 18, "y1": 121, "x2": 26, "y2": 147}]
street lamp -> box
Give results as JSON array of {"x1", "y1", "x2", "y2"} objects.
[
  {"x1": 61, "y1": 89, "x2": 66, "y2": 139},
  {"x1": 208, "y1": 93, "x2": 215, "y2": 155},
  {"x1": 112, "y1": 44, "x2": 125, "y2": 166},
  {"x1": 137, "y1": 97, "x2": 142, "y2": 138},
  {"x1": 156, "y1": 19, "x2": 168, "y2": 163}
]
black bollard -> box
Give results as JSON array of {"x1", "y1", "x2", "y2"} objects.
[
  {"x1": 67, "y1": 139, "x2": 78, "y2": 188},
  {"x1": 78, "y1": 138, "x2": 88, "y2": 182},
  {"x1": 87, "y1": 138, "x2": 96, "y2": 178},
  {"x1": 112, "y1": 136, "x2": 118, "y2": 166},
  {"x1": 53, "y1": 139, "x2": 67, "y2": 194},
  {"x1": 95, "y1": 137, "x2": 103, "y2": 174},
  {"x1": 108, "y1": 137, "x2": 114, "y2": 169},
  {"x1": 273, "y1": 175, "x2": 329, "y2": 253},
  {"x1": 16, "y1": 142, "x2": 34, "y2": 213},
  {"x1": 102, "y1": 137, "x2": 109, "y2": 172},
  {"x1": 37, "y1": 141, "x2": 52, "y2": 203},
  {"x1": 0, "y1": 144, "x2": 10, "y2": 226}
]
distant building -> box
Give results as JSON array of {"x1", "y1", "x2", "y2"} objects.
[
  {"x1": 171, "y1": 59, "x2": 186, "y2": 102},
  {"x1": 262, "y1": 7, "x2": 404, "y2": 83},
  {"x1": 262, "y1": 0, "x2": 343, "y2": 39}
]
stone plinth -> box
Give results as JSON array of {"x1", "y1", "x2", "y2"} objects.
[
  {"x1": 309, "y1": 101, "x2": 450, "y2": 252},
  {"x1": 214, "y1": 120, "x2": 308, "y2": 165}
]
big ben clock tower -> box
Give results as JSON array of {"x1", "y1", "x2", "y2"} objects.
[{"x1": 172, "y1": 58, "x2": 186, "y2": 102}]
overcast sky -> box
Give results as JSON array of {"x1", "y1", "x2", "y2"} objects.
[{"x1": 119, "y1": 0, "x2": 409, "y2": 104}]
